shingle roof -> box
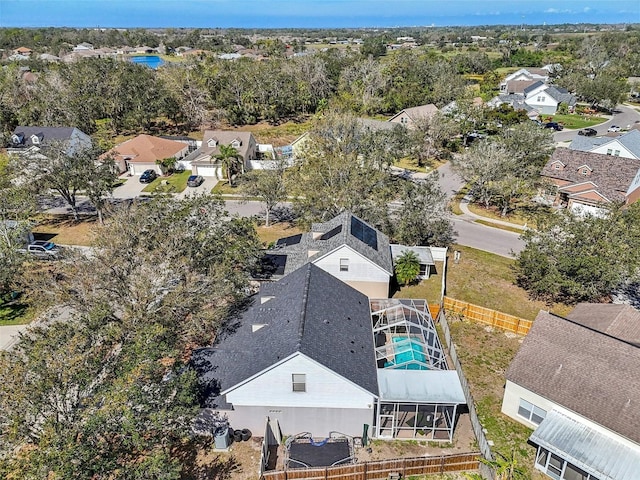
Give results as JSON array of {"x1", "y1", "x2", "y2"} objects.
[
  {"x1": 591, "y1": 129, "x2": 640, "y2": 159},
  {"x1": 544, "y1": 86, "x2": 577, "y2": 106},
  {"x1": 268, "y1": 211, "x2": 393, "y2": 276},
  {"x1": 192, "y1": 130, "x2": 255, "y2": 164},
  {"x1": 566, "y1": 303, "x2": 640, "y2": 345},
  {"x1": 506, "y1": 308, "x2": 640, "y2": 443},
  {"x1": 541, "y1": 148, "x2": 640, "y2": 203},
  {"x1": 388, "y1": 104, "x2": 438, "y2": 122},
  {"x1": 107, "y1": 134, "x2": 186, "y2": 164},
  {"x1": 569, "y1": 136, "x2": 609, "y2": 152},
  {"x1": 193, "y1": 264, "x2": 379, "y2": 407},
  {"x1": 523, "y1": 80, "x2": 545, "y2": 96},
  {"x1": 504, "y1": 79, "x2": 537, "y2": 95},
  {"x1": 11, "y1": 126, "x2": 78, "y2": 147}
]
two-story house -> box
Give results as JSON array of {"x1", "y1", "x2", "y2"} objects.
[
  {"x1": 9, "y1": 126, "x2": 92, "y2": 157},
  {"x1": 187, "y1": 130, "x2": 257, "y2": 178}
]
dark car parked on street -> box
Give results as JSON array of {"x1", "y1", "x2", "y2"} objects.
[
  {"x1": 578, "y1": 128, "x2": 597, "y2": 136},
  {"x1": 139, "y1": 169, "x2": 157, "y2": 183},
  {"x1": 187, "y1": 175, "x2": 204, "y2": 187},
  {"x1": 544, "y1": 122, "x2": 564, "y2": 131}
]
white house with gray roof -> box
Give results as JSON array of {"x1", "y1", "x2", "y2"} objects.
[
  {"x1": 264, "y1": 212, "x2": 394, "y2": 298},
  {"x1": 9, "y1": 126, "x2": 92, "y2": 156},
  {"x1": 194, "y1": 264, "x2": 465, "y2": 441},
  {"x1": 570, "y1": 129, "x2": 640, "y2": 160},
  {"x1": 502, "y1": 305, "x2": 640, "y2": 480}
]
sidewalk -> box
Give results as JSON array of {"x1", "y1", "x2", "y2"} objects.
[{"x1": 458, "y1": 197, "x2": 528, "y2": 231}]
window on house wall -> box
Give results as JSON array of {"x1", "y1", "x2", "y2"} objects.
[
  {"x1": 401, "y1": 117, "x2": 408, "y2": 124},
  {"x1": 340, "y1": 258, "x2": 349, "y2": 272},
  {"x1": 292, "y1": 374, "x2": 306, "y2": 392},
  {"x1": 554, "y1": 164, "x2": 561, "y2": 170},
  {"x1": 581, "y1": 169, "x2": 588, "y2": 175},
  {"x1": 607, "y1": 149, "x2": 612, "y2": 155},
  {"x1": 614, "y1": 150, "x2": 620, "y2": 156},
  {"x1": 517, "y1": 398, "x2": 546, "y2": 425},
  {"x1": 535, "y1": 447, "x2": 595, "y2": 480}
]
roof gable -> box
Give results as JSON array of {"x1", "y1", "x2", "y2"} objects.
[
  {"x1": 542, "y1": 148, "x2": 640, "y2": 203},
  {"x1": 193, "y1": 264, "x2": 379, "y2": 405}
]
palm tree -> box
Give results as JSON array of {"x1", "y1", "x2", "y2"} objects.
[
  {"x1": 394, "y1": 250, "x2": 421, "y2": 286},
  {"x1": 214, "y1": 144, "x2": 243, "y2": 187}
]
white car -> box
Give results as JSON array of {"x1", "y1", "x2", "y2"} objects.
[
  {"x1": 25, "y1": 241, "x2": 62, "y2": 259},
  {"x1": 608, "y1": 125, "x2": 621, "y2": 132}
]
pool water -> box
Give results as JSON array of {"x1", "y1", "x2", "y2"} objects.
[
  {"x1": 383, "y1": 337, "x2": 428, "y2": 370},
  {"x1": 130, "y1": 55, "x2": 164, "y2": 69}
]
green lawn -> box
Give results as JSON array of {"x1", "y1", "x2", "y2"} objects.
[
  {"x1": 395, "y1": 245, "x2": 571, "y2": 321},
  {"x1": 142, "y1": 170, "x2": 192, "y2": 193},
  {"x1": 0, "y1": 302, "x2": 34, "y2": 325},
  {"x1": 211, "y1": 181, "x2": 237, "y2": 195},
  {"x1": 545, "y1": 113, "x2": 608, "y2": 129}
]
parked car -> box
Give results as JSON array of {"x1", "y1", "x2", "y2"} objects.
[
  {"x1": 187, "y1": 175, "x2": 204, "y2": 187},
  {"x1": 608, "y1": 125, "x2": 621, "y2": 132},
  {"x1": 25, "y1": 241, "x2": 62, "y2": 260},
  {"x1": 139, "y1": 169, "x2": 157, "y2": 183},
  {"x1": 578, "y1": 128, "x2": 597, "y2": 136},
  {"x1": 544, "y1": 122, "x2": 564, "y2": 131}
]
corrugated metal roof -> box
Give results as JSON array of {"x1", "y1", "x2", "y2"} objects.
[
  {"x1": 530, "y1": 410, "x2": 640, "y2": 480},
  {"x1": 390, "y1": 244, "x2": 435, "y2": 266},
  {"x1": 377, "y1": 370, "x2": 465, "y2": 404}
]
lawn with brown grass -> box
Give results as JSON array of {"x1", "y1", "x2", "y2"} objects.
[
  {"x1": 32, "y1": 215, "x2": 98, "y2": 246},
  {"x1": 254, "y1": 222, "x2": 304, "y2": 247},
  {"x1": 395, "y1": 245, "x2": 571, "y2": 321},
  {"x1": 449, "y1": 319, "x2": 545, "y2": 479},
  {"x1": 226, "y1": 120, "x2": 311, "y2": 146}
]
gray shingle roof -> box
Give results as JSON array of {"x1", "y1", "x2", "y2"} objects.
[
  {"x1": 506, "y1": 308, "x2": 640, "y2": 443},
  {"x1": 268, "y1": 211, "x2": 393, "y2": 276},
  {"x1": 589, "y1": 129, "x2": 640, "y2": 159},
  {"x1": 193, "y1": 264, "x2": 378, "y2": 408},
  {"x1": 11, "y1": 126, "x2": 80, "y2": 148},
  {"x1": 541, "y1": 148, "x2": 640, "y2": 203},
  {"x1": 566, "y1": 303, "x2": 640, "y2": 346},
  {"x1": 544, "y1": 86, "x2": 577, "y2": 106},
  {"x1": 569, "y1": 136, "x2": 609, "y2": 152}
]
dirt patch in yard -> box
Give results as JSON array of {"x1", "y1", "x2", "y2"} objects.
[{"x1": 180, "y1": 436, "x2": 263, "y2": 480}]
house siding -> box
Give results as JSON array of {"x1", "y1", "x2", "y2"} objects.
[
  {"x1": 590, "y1": 142, "x2": 638, "y2": 160},
  {"x1": 502, "y1": 380, "x2": 640, "y2": 452},
  {"x1": 313, "y1": 246, "x2": 390, "y2": 298},
  {"x1": 225, "y1": 354, "x2": 375, "y2": 436}
]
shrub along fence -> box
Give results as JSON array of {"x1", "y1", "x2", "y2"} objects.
[
  {"x1": 261, "y1": 452, "x2": 479, "y2": 480},
  {"x1": 443, "y1": 297, "x2": 532, "y2": 335}
]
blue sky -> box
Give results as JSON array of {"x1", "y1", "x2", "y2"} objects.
[{"x1": 1, "y1": 0, "x2": 639, "y2": 28}]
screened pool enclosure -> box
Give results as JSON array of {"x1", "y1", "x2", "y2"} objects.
[{"x1": 370, "y1": 299, "x2": 465, "y2": 441}]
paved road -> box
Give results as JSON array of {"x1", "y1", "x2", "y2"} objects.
[
  {"x1": 553, "y1": 104, "x2": 640, "y2": 143},
  {"x1": 0, "y1": 324, "x2": 27, "y2": 351}
]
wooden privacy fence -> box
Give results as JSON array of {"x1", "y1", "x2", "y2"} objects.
[
  {"x1": 443, "y1": 297, "x2": 532, "y2": 335},
  {"x1": 261, "y1": 452, "x2": 479, "y2": 480}
]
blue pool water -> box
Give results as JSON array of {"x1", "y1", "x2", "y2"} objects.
[
  {"x1": 383, "y1": 337, "x2": 428, "y2": 370},
  {"x1": 130, "y1": 55, "x2": 164, "y2": 69}
]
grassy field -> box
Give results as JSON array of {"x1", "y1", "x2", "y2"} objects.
[
  {"x1": 545, "y1": 113, "x2": 608, "y2": 129},
  {"x1": 255, "y1": 222, "x2": 303, "y2": 246},
  {"x1": 395, "y1": 245, "x2": 571, "y2": 321},
  {"x1": 142, "y1": 170, "x2": 191, "y2": 193},
  {"x1": 228, "y1": 120, "x2": 311, "y2": 146},
  {"x1": 449, "y1": 320, "x2": 544, "y2": 479},
  {"x1": 33, "y1": 215, "x2": 98, "y2": 246},
  {"x1": 211, "y1": 181, "x2": 237, "y2": 195},
  {"x1": 466, "y1": 203, "x2": 529, "y2": 227},
  {"x1": 0, "y1": 302, "x2": 35, "y2": 325}
]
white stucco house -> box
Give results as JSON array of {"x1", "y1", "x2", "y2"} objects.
[
  {"x1": 263, "y1": 212, "x2": 394, "y2": 299},
  {"x1": 502, "y1": 304, "x2": 640, "y2": 480}
]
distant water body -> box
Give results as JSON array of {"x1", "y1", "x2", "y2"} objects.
[{"x1": 130, "y1": 55, "x2": 164, "y2": 69}]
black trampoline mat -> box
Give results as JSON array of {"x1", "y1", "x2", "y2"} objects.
[{"x1": 287, "y1": 440, "x2": 351, "y2": 468}]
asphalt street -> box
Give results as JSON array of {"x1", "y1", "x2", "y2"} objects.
[{"x1": 553, "y1": 104, "x2": 640, "y2": 143}]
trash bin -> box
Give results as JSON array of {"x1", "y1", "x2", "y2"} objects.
[{"x1": 214, "y1": 427, "x2": 231, "y2": 449}]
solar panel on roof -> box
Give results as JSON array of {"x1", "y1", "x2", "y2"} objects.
[
  {"x1": 320, "y1": 225, "x2": 342, "y2": 241},
  {"x1": 350, "y1": 216, "x2": 378, "y2": 250}
]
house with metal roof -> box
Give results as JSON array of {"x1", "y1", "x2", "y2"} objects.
[
  {"x1": 263, "y1": 212, "x2": 394, "y2": 298},
  {"x1": 502, "y1": 305, "x2": 640, "y2": 480},
  {"x1": 540, "y1": 148, "x2": 640, "y2": 216},
  {"x1": 193, "y1": 264, "x2": 465, "y2": 441},
  {"x1": 570, "y1": 129, "x2": 640, "y2": 160}
]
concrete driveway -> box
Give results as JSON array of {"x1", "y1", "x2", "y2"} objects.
[
  {"x1": 177, "y1": 176, "x2": 218, "y2": 199},
  {"x1": 0, "y1": 324, "x2": 28, "y2": 351},
  {"x1": 112, "y1": 175, "x2": 149, "y2": 199}
]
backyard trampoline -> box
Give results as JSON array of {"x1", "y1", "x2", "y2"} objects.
[{"x1": 285, "y1": 433, "x2": 354, "y2": 469}]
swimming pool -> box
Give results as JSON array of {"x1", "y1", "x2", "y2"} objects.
[
  {"x1": 130, "y1": 55, "x2": 164, "y2": 69},
  {"x1": 383, "y1": 337, "x2": 428, "y2": 370}
]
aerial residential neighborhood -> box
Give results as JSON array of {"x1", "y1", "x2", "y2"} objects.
[{"x1": 1, "y1": 4, "x2": 640, "y2": 480}]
